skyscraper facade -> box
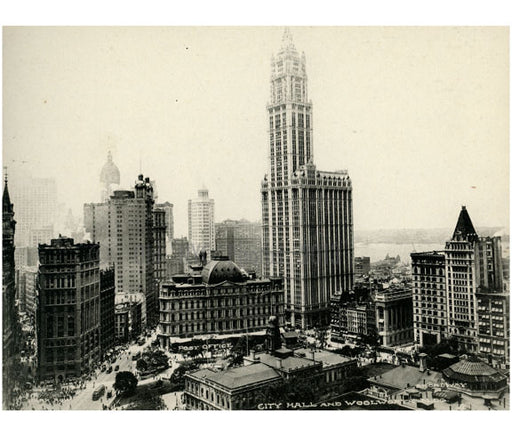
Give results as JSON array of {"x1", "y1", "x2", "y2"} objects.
[
  {"x1": 109, "y1": 176, "x2": 156, "y2": 326},
  {"x1": 100, "y1": 267, "x2": 115, "y2": 356},
  {"x1": 155, "y1": 202, "x2": 174, "y2": 250},
  {"x1": 188, "y1": 188, "x2": 215, "y2": 258},
  {"x1": 411, "y1": 251, "x2": 447, "y2": 347},
  {"x1": 167, "y1": 237, "x2": 190, "y2": 277},
  {"x1": 153, "y1": 207, "x2": 167, "y2": 283},
  {"x1": 84, "y1": 175, "x2": 157, "y2": 326},
  {"x1": 411, "y1": 206, "x2": 508, "y2": 367},
  {"x1": 3, "y1": 177, "x2": 18, "y2": 408},
  {"x1": 261, "y1": 30, "x2": 354, "y2": 328},
  {"x1": 10, "y1": 176, "x2": 57, "y2": 247},
  {"x1": 215, "y1": 219, "x2": 262, "y2": 275},
  {"x1": 445, "y1": 207, "x2": 504, "y2": 354},
  {"x1": 37, "y1": 237, "x2": 101, "y2": 382}
]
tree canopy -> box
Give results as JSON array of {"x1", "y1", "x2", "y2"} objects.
[
  {"x1": 126, "y1": 391, "x2": 167, "y2": 410},
  {"x1": 113, "y1": 371, "x2": 138, "y2": 396}
]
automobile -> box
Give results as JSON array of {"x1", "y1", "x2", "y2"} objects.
[
  {"x1": 132, "y1": 352, "x2": 141, "y2": 361},
  {"x1": 114, "y1": 365, "x2": 119, "y2": 371},
  {"x1": 137, "y1": 338, "x2": 146, "y2": 346},
  {"x1": 92, "y1": 385, "x2": 105, "y2": 401},
  {"x1": 106, "y1": 390, "x2": 113, "y2": 399},
  {"x1": 106, "y1": 366, "x2": 113, "y2": 374}
]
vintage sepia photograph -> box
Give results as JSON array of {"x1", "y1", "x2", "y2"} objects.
[{"x1": 2, "y1": 22, "x2": 510, "y2": 416}]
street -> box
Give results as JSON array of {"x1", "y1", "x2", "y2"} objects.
[{"x1": 21, "y1": 332, "x2": 165, "y2": 410}]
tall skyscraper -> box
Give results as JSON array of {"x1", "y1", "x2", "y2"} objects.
[
  {"x1": 188, "y1": 188, "x2": 215, "y2": 258},
  {"x1": 411, "y1": 206, "x2": 508, "y2": 367},
  {"x1": 99, "y1": 150, "x2": 120, "y2": 203},
  {"x1": 84, "y1": 175, "x2": 157, "y2": 326},
  {"x1": 261, "y1": 29, "x2": 354, "y2": 328},
  {"x1": 37, "y1": 237, "x2": 101, "y2": 382},
  {"x1": 411, "y1": 251, "x2": 447, "y2": 347},
  {"x1": 155, "y1": 201, "x2": 174, "y2": 253},
  {"x1": 10, "y1": 176, "x2": 57, "y2": 247},
  {"x1": 100, "y1": 267, "x2": 115, "y2": 357},
  {"x1": 215, "y1": 219, "x2": 262, "y2": 275},
  {"x1": 445, "y1": 206, "x2": 504, "y2": 354},
  {"x1": 153, "y1": 207, "x2": 167, "y2": 284},
  {"x1": 155, "y1": 202, "x2": 174, "y2": 240},
  {"x1": 3, "y1": 175, "x2": 18, "y2": 408},
  {"x1": 167, "y1": 237, "x2": 190, "y2": 277}
]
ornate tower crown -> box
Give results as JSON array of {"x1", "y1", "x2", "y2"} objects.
[{"x1": 281, "y1": 27, "x2": 296, "y2": 50}]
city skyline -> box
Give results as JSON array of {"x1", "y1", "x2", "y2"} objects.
[
  {"x1": 2, "y1": 22, "x2": 510, "y2": 417},
  {"x1": 3, "y1": 26, "x2": 509, "y2": 238}
]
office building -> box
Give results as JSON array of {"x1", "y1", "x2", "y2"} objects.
[
  {"x1": 166, "y1": 237, "x2": 190, "y2": 277},
  {"x1": 188, "y1": 188, "x2": 215, "y2": 258},
  {"x1": 411, "y1": 206, "x2": 508, "y2": 366},
  {"x1": 153, "y1": 207, "x2": 167, "y2": 284},
  {"x1": 114, "y1": 301, "x2": 142, "y2": 343},
  {"x1": 17, "y1": 265, "x2": 38, "y2": 317},
  {"x1": 155, "y1": 202, "x2": 174, "y2": 250},
  {"x1": 28, "y1": 225, "x2": 54, "y2": 247},
  {"x1": 15, "y1": 246, "x2": 38, "y2": 268},
  {"x1": 374, "y1": 287, "x2": 414, "y2": 347},
  {"x1": 445, "y1": 207, "x2": 504, "y2": 354},
  {"x1": 10, "y1": 176, "x2": 57, "y2": 247},
  {"x1": 84, "y1": 174, "x2": 157, "y2": 326},
  {"x1": 215, "y1": 219, "x2": 262, "y2": 275},
  {"x1": 36, "y1": 237, "x2": 101, "y2": 382},
  {"x1": 330, "y1": 295, "x2": 375, "y2": 342},
  {"x1": 83, "y1": 201, "x2": 109, "y2": 267},
  {"x1": 411, "y1": 251, "x2": 447, "y2": 347},
  {"x1": 354, "y1": 257, "x2": 371, "y2": 276},
  {"x1": 158, "y1": 257, "x2": 284, "y2": 347},
  {"x1": 100, "y1": 267, "x2": 115, "y2": 356},
  {"x1": 261, "y1": 29, "x2": 354, "y2": 329},
  {"x1": 3, "y1": 176, "x2": 18, "y2": 407},
  {"x1": 476, "y1": 288, "x2": 509, "y2": 368}
]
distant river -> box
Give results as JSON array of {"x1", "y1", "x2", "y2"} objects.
[
  {"x1": 355, "y1": 242, "x2": 510, "y2": 264},
  {"x1": 354, "y1": 242, "x2": 443, "y2": 264}
]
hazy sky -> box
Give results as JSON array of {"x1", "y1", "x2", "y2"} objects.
[{"x1": 3, "y1": 26, "x2": 509, "y2": 237}]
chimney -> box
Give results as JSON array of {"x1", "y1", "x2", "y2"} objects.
[
  {"x1": 276, "y1": 358, "x2": 282, "y2": 369},
  {"x1": 249, "y1": 349, "x2": 255, "y2": 361},
  {"x1": 418, "y1": 353, "x2": 428, "y2": 373},
  {"x1": 307, "y1": 350, "x2": 315, "y2": 361}
]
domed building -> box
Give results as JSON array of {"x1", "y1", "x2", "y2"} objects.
[
  {"x1": 158, "y1": 256, "x2": 285, "y2": 347},
  {"x1": 201, "y1": 257, "x2": 245, "y2": 284},
  {"x1": 442, "y1": 355, "x2": 508, "y2": 399},
  {"x1": 100, "y1": 151, "x2": 120, "y2": 202}
]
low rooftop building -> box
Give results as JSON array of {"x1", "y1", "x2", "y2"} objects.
[{"x1": 442, "y1": 355, "x2": 508, "y2": 399}]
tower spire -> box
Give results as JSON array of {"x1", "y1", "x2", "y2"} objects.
[
  {"x1": 3, "y1": 166, "x2": 11, "y2": 211},
  {"x1": 282, "y1": 27, "x2": 295, "y2": 50},
  {"x1": 452, "y1": 205, "x2": 478, "y2": 242}
]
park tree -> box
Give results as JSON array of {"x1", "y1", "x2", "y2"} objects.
[
  {"x1": 136, "y1": 358, "x2": 148, "y2": 372},
  {"x1": 170, "y1": 361, "x2": 199, "y2": 390},
  {"x1": 127, "y1": 391, "x2": 167, "y2": 410},
  {"x1": 113, "y1": 371, "x2": 138, "y2": 396}
]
